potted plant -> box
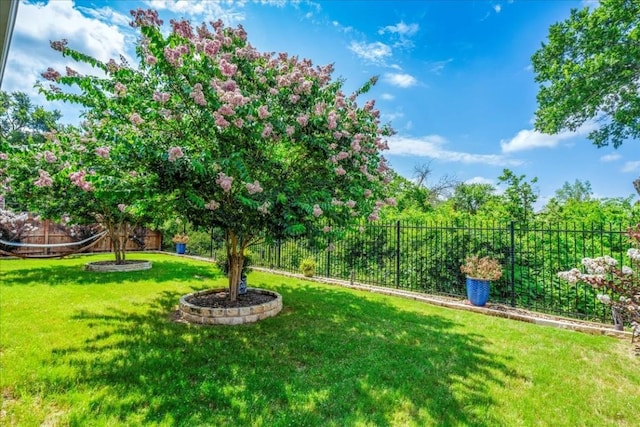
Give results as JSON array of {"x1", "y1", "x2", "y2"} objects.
[
  {"x1": 299, "y1": 257, "x2": 317, "y2": 277},
  {"x1": 460, "y1": 255, "x2": 503, "y2": 306},
  {"x1": 172, "y1": 233, "x2": 189, "y2": 254}
]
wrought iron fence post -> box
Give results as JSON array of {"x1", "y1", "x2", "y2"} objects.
[
  {"x1": 509, "y1": 221, "x2": 516, "y2": 307},
  {"x1": 277, "y1": 239, "x2": 281, "y2": 269},
  {"x1": 396, "y1": 220, "x2": 401, "y2": 288},
  {"x1": 326, "y1": 238, "x2": 331, "y2": 277}
]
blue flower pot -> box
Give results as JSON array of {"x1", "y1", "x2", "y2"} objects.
[
  {"x1": 176, "y1": 243, "x2": 186, "y2": 254},
  {"x1": 466, "y1": 277, "x2": 490, "y2": 306}
]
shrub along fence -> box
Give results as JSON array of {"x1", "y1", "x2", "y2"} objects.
[{"x1": 249, "y1": 221, "x2": 633, "y2": 324}]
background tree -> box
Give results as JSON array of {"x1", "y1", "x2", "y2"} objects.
[
  {"x1": 35, "y1": 9, "x2": 394, "y2": 300},
  {"x1": 553, "y1": 179, "x2": 593, "y2": 204},
  {"x1": 413, "y1": 162, "x2": 458, "y2": 207},
  {"x1": 531, "y1": 0, "x2": 640, "y2": 149},
  {"x1": 0, "y1": 91, "x2": 61, "y2": 147},
  {"x1": 450, "y1": 182, "x2": 498, "y2": 215},
  {"x1": 497, "y1": 169, "x2": 539, "y2": 223},
  {"x1": 0, "y1": 91, "x2": 62, "y2": 209}
]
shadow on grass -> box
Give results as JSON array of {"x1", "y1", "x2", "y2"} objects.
[
  {"x1": 47, "y1": 281, "x2": 515, "y2": 426},
  {"x1": 0, "y1": 258, "x2": 223, "y2": 287}
]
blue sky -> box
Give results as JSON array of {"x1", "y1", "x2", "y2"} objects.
[{"x1": 2, "y1": 0, "x2": 639, "y2": 208}]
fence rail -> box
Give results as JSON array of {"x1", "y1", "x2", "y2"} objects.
[{"x1": 249, "y1": 221, "x2": 633, "y2": 324}]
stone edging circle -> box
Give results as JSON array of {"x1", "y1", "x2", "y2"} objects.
[
  {"x1": 179, "y1": 288, "x2": 282, "y2": 325},
  {"x1": 84, "y1": 260, "x2": 152, "y2": 272}
]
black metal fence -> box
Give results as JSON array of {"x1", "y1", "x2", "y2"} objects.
[{"x1": 249, "y1": 221, "x2": 633, "y2": 324}]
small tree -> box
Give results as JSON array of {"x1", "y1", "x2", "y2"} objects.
[
  {"x1": 558, "y1": 223, "x2": 640, "y2": 338},
  {"x1": 36, "y1": 9, "x2": 395, "y2": 299},
  {"x1": 5, "y1": 122, "x2": 163, "y2": 264},
  {"x1": 497, "y1": 169, "x2": 539, "y2": 223}
]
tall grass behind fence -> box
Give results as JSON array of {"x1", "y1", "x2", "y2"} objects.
[{"x1": 251, "y1": 221, "x2": 632, "y2": 324}]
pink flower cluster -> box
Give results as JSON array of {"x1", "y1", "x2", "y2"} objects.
[
  {"x1": 65, "y1": 67, "x2": 80, "y2": 77},
  {"x1": 216, "y1": 172, "x2": 234, "y2": 193},
  {"x1": 219, "y1": 58, "x2": 237, "y2": 77},
  {"x1": 114, "y1": 82, "x2": 127, "y2": 97},
  {"x1": 257, "y1": 201, "x2": 271, "y2": 214},
  {"x1": 170, "y1": 18, "x2": 193, "y2": 40},
  {"x1": 129, "y1": 113, "x2": 144, "y2": 125},
  {"x1": 43, "y1": 151, "x2": 57, "y2": 163},
  {"x1": 41, "y1": 68, "x2": 61, "y2": 82},
  {"x1": 95, "y1": 147, "x2": 110, "y2": 159},
  {"x1": 246, "y1": 180, "x2": 263, "y2": 194},
  {"x1": 129, "y1": 8, "x2": 163, "y2": 28},
  {"x1": 34, "y1": 170, "x2": 53, "y2": 187},
  {"x1": 145, "y1": 55, "x2": 157, "y2": 65},
  {"x1": 163, "y1": 45, "x2": 189, "y2": 67},
  {"x1": 312, "y1": 204, "x2": 323, "y2": 217},
  {"x1": 190, "y1": 83, "x2": 206, "y2": 106},
  {"x1": 69, "y1": 170, "x2": 92, "y2": 191},
  {"x1": 261, "y1": 124, "x2": 273, "y2": 138},
  {"x1": 258, "y1": 105, "x2": 270, "y2": 120},
  {"x1": 168, "y1": 146, "x2": 184, "y2": 162},
  {"x1": 153, "y1": 91, "x2": 170, "y2": 103},
  {"x1": 118, "y1": 204, "x2": 127, "y2": 212},
  {"x1": 205, "y1": 200, "x2": 220, "y2": 210},
  {"x1": 50, "y1": 39, "x2": 68, "y2": 52}
]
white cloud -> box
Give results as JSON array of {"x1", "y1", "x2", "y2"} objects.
[
  {"x1": 428, "y1": 59, "x2": 453, "y2": 74},
  {"x1": 494, "y1": 5, "x2": 502, "y2": 13},
  {"x1": 2, "y1": 0, "x2": 135, "y2": 122},
  {"x1": 14, "y1": 1, "x2": 130, "y2": 63},
  {"x1": 500, "y1": 122, "x2": 598, "y2": 153},
  {"x1": 145, "y1": 0, "x2": 246, "y2": 25},
  {"x1": 621, "y1": 161, "x2": 640, "y2": 173},
  {"x1": 382, "y1": 111, "x2": 404, "y2": 123},
  {"x1": 500, "y1": 129, "x2": 568, "y2": 153},
  {"x1": 379, "y1": 21, "x2": 419, "y2": 36},
  {"x1": 600, "y1": 153, "x2": 621, "y2": 162},
  {"x1": 388, "y1": 135, "x2": 522, "y2": 166},
  {"x1": 383, "y1": 73, "x2": 417, "y2": 88},
  {"x1": 465, "y1": 176, "x2": 494, "y2": 185},
  {"x1": 380, "y1": 93, "x2": 395, "y2": 100},
  {"x1": 78, "y1": 6, "x2": 132, "y2": 27},
  {"x1": 348, "y1": 41, "x2": 392, "y2": 64}
]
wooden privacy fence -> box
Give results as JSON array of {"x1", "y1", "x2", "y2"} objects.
[{"x1": 1, "y1": 219, "x2": 162, "y2": 257}]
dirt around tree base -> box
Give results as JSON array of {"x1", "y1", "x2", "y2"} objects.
[
  {"x1": 85, "y1": 260, "x2": 152, "y2": 272},
  {"x1": 185, "y1": 289, "x2": 276, "y2": 309}
]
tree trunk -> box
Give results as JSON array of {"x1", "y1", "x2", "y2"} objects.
[
  {"x1": 225, "y1": 230, "x2": 248, "y2": 302},
  {"x1": 106, "y1": 221, "x2": 128, "y2": 265},
  {"x1": 228, "y1": 252, "x2": 244, "y2": 302}
]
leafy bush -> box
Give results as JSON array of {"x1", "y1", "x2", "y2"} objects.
[{"x1": 299, "y1": 258, "x2": 317, "y2": 277}]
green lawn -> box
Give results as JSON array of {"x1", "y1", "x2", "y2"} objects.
[{"x1": 1, "y1": 253, "x2": 638, "y2": 426}]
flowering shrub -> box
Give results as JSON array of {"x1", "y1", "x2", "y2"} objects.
[
  {"x1": 0, "y1": 209, "x2": 38, "y2": 251},
  {"x1": 460, "y1": 255, "x2": 503, "y2": 281},
  {"x1": 557, "y1": 225, "x2": 640, "y2": 337}
]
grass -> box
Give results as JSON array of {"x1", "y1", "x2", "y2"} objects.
[{"x1": 1, "y1": 253, "x2": 639, "y2": 426}]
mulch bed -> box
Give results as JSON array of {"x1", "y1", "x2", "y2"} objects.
[
  {"x1": 185, "y1": 289, "x2": 275, "y2": 309},
  {"x1": 87, "y1": 260, "x2": 147, "y2": 265}
]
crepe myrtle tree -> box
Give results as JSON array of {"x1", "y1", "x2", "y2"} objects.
[
  {"x1": 5, "y1": 122, "x2": 164, "y2": 264},
  {"x1": 38, "y1": 9, "x2": 396, "y2": 300}
]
